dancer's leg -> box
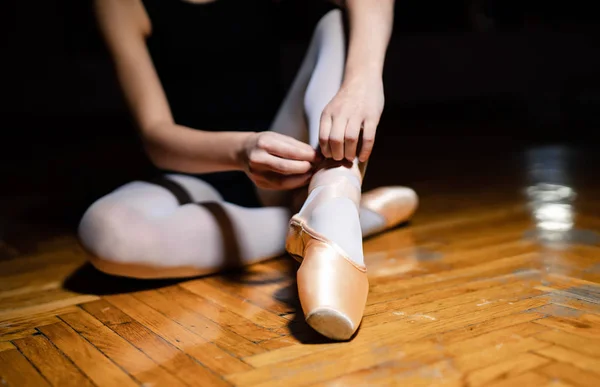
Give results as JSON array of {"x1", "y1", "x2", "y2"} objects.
[
  {"x1": 266, "y1": 9, "x2": 365, "y2": 265},
  {"x1": 77, "y1": 174, "x2": 407, "y2": 279},
  {"x1": 78, "y1": 174, "x2": 290, "y2": 279},
  {"x1": 261, "y1": 9, "x2": 415, "y2": 252}
]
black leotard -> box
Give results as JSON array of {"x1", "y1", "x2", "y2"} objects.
[
  {"x1": 141, "y1": 0, "x2": 282, "y2": 207},
  {"x1": 140, "y1": 0, "x2": 341, "y2": 207}
]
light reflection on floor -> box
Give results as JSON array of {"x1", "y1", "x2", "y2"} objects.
[
  {"x1": 524, "y1": 146, "x2": 599, "y2": 247},
  {"x1": 526, "y1": 182, "x2": 576, "y2": 244}
]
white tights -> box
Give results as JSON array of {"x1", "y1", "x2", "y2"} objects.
[{"x1": 78, "y1": 10, "x2": 393, "y2": 278}]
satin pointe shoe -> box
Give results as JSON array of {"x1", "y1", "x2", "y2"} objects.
[
  {"x1": 361, "y1": 186, "x2": 419, "y2": 237},
  {"x1": 286, "y1": 171, "x2": 369, "y2": 341}
]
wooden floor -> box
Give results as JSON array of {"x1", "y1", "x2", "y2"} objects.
[{"x1": 2, "y1": 141, "x2": 600, "y2": 386}]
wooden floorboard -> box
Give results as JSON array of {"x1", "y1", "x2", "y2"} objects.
[{"x1": 2, "y1": 142, "x2": 600, "y2": 386}]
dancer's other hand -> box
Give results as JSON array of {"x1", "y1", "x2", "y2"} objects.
[
  {"x1": 240, "y1": 132, "x2": 321, "y2": 190},
  {"x1": 318, "y1": 74, "x2": 384, "y2": 163},
  {"x1": 319, "y1": 0, "x2": 395, "y2": 163}
]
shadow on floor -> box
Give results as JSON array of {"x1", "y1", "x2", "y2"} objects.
[
  {"x1": 62, "y1": 263, "x2": 186, "y2": 295},
  {"x1": 62, "y1": 258, "x2": 296, "y2": 296}
]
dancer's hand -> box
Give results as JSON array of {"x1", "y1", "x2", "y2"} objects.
[
  {"x1": 240, "y1": 132, "x2": 320, "y2": 190},
  {"x1": 319, "y1": 75, "x2": 384, "y2": 163}
]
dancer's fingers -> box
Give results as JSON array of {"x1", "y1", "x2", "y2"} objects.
[
  {"x1": 328, "y1": 115, "x2": 347, "y2": 161},
  {"x1": 344, "y1": 117, "x2": 362, "y2": 161},
  {"x1": 358, "y1": 117, "x2": 379, "y2": 163},
  {"x1": 248, "y1": 149, "x2": 313, "y2": 175},
  {"x1": 319, "y1": 112, "x2": 333, "y2": 158},
  {"x1": 262, "y1": 133, "x2": 318, "y2": 162}
]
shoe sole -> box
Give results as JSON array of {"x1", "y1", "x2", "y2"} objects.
[{"x1": 305, "y1": 307, "x2": 355, "y2": 341}]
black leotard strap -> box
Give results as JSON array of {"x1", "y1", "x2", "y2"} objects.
[
  {"x1": 196, "y1": 202, "x2": 243, "y2": 267},
  {"x1": 144, "y1": 176, "x2": 193, "y2": 205}
]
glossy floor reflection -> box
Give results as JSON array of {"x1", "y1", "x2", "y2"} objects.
[{"x1": 1, "y1": 139, "x2": 600, "y2": 386}]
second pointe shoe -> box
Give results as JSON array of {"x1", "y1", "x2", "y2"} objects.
[{"x1": 361, "y1": 186, "x2": 419, "y2": 237}]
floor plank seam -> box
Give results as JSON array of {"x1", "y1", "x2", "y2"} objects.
[
  {"x1": 365, "y1": 270, "x2": 544, "y2": 312},
  {"x1": 126, "y1": 292, "x2": 264, "y2": 363},
  {"x1": 72, "y1": 304, "x2": 194, "y2": 386},
  {"x1": 11, "y1": 340, "x2": 54, "y2": 386},
  {"x1": 31, "y1": 326, "x2": 97, "y2": 387},
  {"x1": 101, "y1": 296, "x2": 252, "y2": 383},
  {"x1": 55, "y1": 315, "x2": 142, "y2": 386},
  {"x1": 171, "y1": 284, "x2": 291, "y2": 333},
  {"x1": 175, "y1": 283, "x2": 289, "y2": 331}
]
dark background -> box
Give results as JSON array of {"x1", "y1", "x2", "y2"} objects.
[{"x1": 2, "y1": 0, "x2": 599, "y2": 230}]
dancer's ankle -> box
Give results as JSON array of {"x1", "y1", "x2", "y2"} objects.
[
  {"x1": 297, "y1": 159, "x2": 362, "y2": 218},
  {"x1": 309, "y1": 158, "x2": 362, "y2": 193}
]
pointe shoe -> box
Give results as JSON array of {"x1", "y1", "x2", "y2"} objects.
[
  {"x1": 286, "y1": 167, "x2": 368, "y2": 341},
  {"x1": 361, "y1": 186, "x2": 419, "y2": 236},
  {"x1": 286, "y1": 215, "x2": 369, "y2": 340}
]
